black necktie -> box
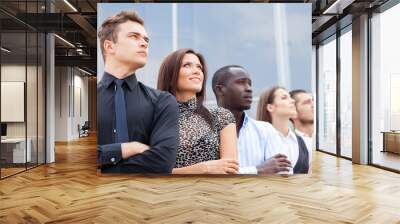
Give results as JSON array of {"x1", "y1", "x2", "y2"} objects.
[{"x1": 114, "y1": 79, "x2": 129, "y2": 143}]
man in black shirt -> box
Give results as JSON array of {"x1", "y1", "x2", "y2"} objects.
[{"x1": 97, "y1": 11, "x2": 179, "y2": 173}]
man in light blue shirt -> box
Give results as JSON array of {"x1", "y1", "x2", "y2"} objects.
[{"x1": 212, "y1": 65, "x2": 292, "y2": 174}]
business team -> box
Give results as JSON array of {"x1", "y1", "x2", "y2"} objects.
[{"x1": 97, "y1": 11, "x2": 315, "y2": 175}]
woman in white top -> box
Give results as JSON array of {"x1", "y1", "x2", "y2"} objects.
[{"x1": 256, "y1": 86, "x2": 309, "y2": 174}]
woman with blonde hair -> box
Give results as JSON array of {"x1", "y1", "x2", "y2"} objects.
[
  {"x1": 158, "y1": 48, "x2": 238, "y2": 174},
  {"x1": 257, "y1": 86, "x2": 309, "y2": 174}
]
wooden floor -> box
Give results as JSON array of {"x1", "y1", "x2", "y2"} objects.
[
  {"x1": 0, "y1": 167, "x2": 26, "y2": 178},
  {"x1": 1, "y1": 135, "x2": 400, "y2": 223},
  {"x1": 1, "y1": 163, "x2": 45, "y2": 178},
  {"x1": 372, "y1": 150, "x2": 400, "y2": 171}
]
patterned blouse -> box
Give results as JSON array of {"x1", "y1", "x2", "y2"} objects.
[{"x1": 175, "y1": 97, "x2": 236, "y2": 168}]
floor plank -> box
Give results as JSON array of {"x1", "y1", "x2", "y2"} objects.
[
  {"x1": 372, "y1": 151, "x2": 400, "y2": 171},
  {"x1": 1, "y1": 135, "x2": 400, "y2": 223}
]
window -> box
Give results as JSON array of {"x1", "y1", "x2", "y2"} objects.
[
  {"x1": 371, "y1": 3, "x2": 400, "y2": 171},
  {"x1": 317, "y1": 35, "x2": 337, "y2": 155},
  {"x1": 0, "y1": 1, "x2": 46, "y2": 179},
  {"x1": 339, "y1": 27, "x2": 352, "y2": 158}
]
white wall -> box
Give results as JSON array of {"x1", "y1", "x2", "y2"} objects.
[
  {"x1": 54, "y1": 66, "x2": 68, "y2": 141},
  {"x1": 72, "y1": 72, "x2": 89, "y2": 138},
  {"x1": 1, "y1": 65, "x2": 39, "y2": 138},
  {"x1": 54, "y1": 67, "x2": 89, "y2": 141}
]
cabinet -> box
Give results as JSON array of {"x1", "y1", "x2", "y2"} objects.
[{"x1": 382, "y1": 131, "x2": 400, "y2": 154}]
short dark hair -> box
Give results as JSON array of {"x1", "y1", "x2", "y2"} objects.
[
  {"x1": 98, "y1": 11, "x2": 144, "y2": 60},
  {"x1": 289, "y1": 89, "x2": 307, "y2": 104},
  {"x1": 212, "y1": 65, "x2": 244, "y2": 97},
  {"x1": 289, "y1": 89, "x2": 308, "y2": 123}
]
